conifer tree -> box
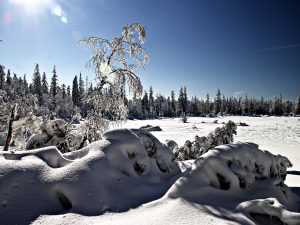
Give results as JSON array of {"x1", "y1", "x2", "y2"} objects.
[
  {"x1": 42, "y1": 72, "x2": 49, "y2": 94},
  {"x1": 294, "y1": 94, "x2": 300, "y2": 115},
  {"x1": 72, "y1": 75, "x2": 80, "y2": 106},
  {"x1": 214, "y1": 89, "x2": 222, "y2": 114},
  {"x1": 0, "y1": 65, "x2": 5, "y2": 90},
  {"x1": 50, "y1": 66, "x2": 58, "y2": 109},
  {"x1": 183, "y1": 86, "x2": 188, "y2": 114},
  {"x1": 141, "y1": 91, "x2": 149, "y2": 117},
  {"x1": 149, "y1": 86, "x2": 154, "y2": 117},
  {"x1": 178, "y1": 87, "x2": 184, "y2": 114},
  {"x1": 23, "y1": 74, "x2": 28, "y2": 94},
  {"x1": 205, "y1": 93, "x2": 210, "y2": 114},
  {"x1": 32, "y1": 64, "x2": 43, "y2": 106},
  {"x1": 79, "y1": 73, "x2": 85, "y2": 104},
  {"x1": 62, "y1": 84, "x2": 66, "y2": 99},
  {"x1": 171, "y1": 90, "x2": 176, "y2": 117},
  {"x1": 6, "y1": 69, "x2": 12, "y2": 87},
  {"x1": 67, "y1": 85, "x2": 71, "y2": 97}
]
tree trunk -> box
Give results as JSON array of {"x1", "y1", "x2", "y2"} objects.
[{"x1": 3, "y1": 104, "x2": 17, "y2": 151}]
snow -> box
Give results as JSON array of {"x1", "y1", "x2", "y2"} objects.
[
  {"x1": 1, "y1": 116, "x2": 300, "y2": 225},
  {"x1": 126, "y1": 116, "x2": 300, "y2": 187}
]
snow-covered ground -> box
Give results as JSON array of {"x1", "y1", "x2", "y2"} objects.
[
  {"x1": 125, "y1": 116, "x2": 300, "y2": 187},
  {"x1": 1, "y1": 116, "x2": 299, "y2": 225}
]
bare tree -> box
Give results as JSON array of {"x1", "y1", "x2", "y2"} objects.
[{"x1": 79, "y1": 23, "x2": 148, "y2": 144}]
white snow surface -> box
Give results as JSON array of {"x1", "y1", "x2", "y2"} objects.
[{"x1": 0, "y1": 116, "x2": 299, "y2": 225}]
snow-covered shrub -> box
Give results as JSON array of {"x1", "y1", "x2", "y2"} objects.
[
  {"x1": 181, "y1": 114, "x2": 188, "y2": 123},
  {"x1": 174, "y1": 120, "x2": 237, "y2": 160},
  {"x1": 25, "y1": 119, "x2": 83, "y2": 153}
]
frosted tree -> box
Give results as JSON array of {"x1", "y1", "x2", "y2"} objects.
[
  {"x1": 50, "y1": 66, "x2": 58, "y2": 110},
  {"x1": 171, "y1": 90, "x2": 176, "y2": 117},
  {"x1": 295, "y1": 94, "x2": 300, "y2": 115},
  {"x1": 72, "y1": 75, "x2": 80, "y2": 106},
  {"x1": 149, "y1": 86, "x2": 154, "y2": 117},
  {"x1": 32, "y1": 64, "x2": 43, "y2": 106},
  {"x1": 79, "y1": 73, "x2": 85, "y2": 105},
  {"x1": 141, "y1": 91, "x2": 149, "y2": 117},
  {"x1": 79, "y1": 23, "x2": 148, "y2": 144},
  {"x1": 0, "y1": 65, "x2": 5, "y2": 90},
  {"x1": 42, "y1": 72, "x2": 49, "y2": 94},
  {"x1": 214, "y1": 88, "x2": 222, "y2": 114}
]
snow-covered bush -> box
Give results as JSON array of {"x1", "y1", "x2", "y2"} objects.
[
  {"x1": 174, "y1": 120, "x2": 237, "y2": 160},
  {"x1": 181, "y1": 114, "x2": 188, "y2": 123},
  {"x1": 25, "y1": 119, "x2": 83, "y2": 153}
]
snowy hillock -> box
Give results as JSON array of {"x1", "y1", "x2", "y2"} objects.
[
  {"x1": 0, "y1": 128, "x2": 180, "y2": 225},
  {"x1": 167, "y1": 142, "x2": 300, "y2": 224},
  {"x1": 0, "y1": 129, "x2": 299, "y2": 225}
]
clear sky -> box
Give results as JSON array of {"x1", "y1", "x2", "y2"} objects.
[{"x1": 0, "y1": 0, "x2": 299, "y2": 100}]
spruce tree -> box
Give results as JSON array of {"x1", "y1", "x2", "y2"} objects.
[
  {"x1": 23, "y1": 74, "x2": 28, "y2": 94},
  {"x1": 141, "y1": 91, "x2": 149, "y2": 117},
  {"x1": 62, "y1": 84, "x2": 66, "y2": 99},
  {"x1": 72, "y1": 75, "x2": 80, "y2": 106},
  {"x1": 42, "y1": 72, "x2": 49, "y2": 94},
  {"x1": 183, "y1": 86, "x2": 188, "y2": 114},
  {"x1": 171, "y1": 90, "x2": 176, "y2": 117},
  {"x1": 205, "y1": 94, "x2": 210, "y2": 114},
  {"x1": 50, "y1": 66, "x2": 58, "y2": 109},
  {"x1": 214, "y1": 89, "x2": 222, "y2": 114},
  {"x1": 6, "y1": 69, "x2": 12, "y2": 87},
  {"x1": 67, "y1": 85, "x2": 71, "y2": 97},
  {"x1": 0, "y1": 65, "x2": 5, "y2": 90},
  {"x1": 79, "y1": 73, "x2": 85, "y2": 104},
  {"x1": 178, "y1": 87, "x2": 184, "y2": 114},
  {"x1": 295, "y1": 94, "x2": 300, "y2": 115},
  {"x1": 32, "y1": 64, "x2": 43, "y2": 105},
  {"x1": 149, "y1": 86, "x2": 154, "y2": 117}
]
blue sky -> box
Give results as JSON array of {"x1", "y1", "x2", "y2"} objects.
[{"x1": 0, "y1": 0, "x2": 299, "y2": 100}]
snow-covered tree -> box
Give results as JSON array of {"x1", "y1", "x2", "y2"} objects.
[
  {"x1": 149, "y1": 86, "x2": 154, "y2": 117},
  {"x1": 50, "y1": 66, "x2": 58, "y2": 109},
  {"x1": 214, "y1": 88, "x2": 222, "y2": 115},
  {"x1": 141, "y1": 91, "x2": 149, "y2": 117},
  {"x1": 79, "y1": 73, "x2": 85, "y2": 105},
  {"x1": 72, "y1": 75, "x2": 80, "y2": 107},
  {"x1": 79, "y1": 23, "x2": 148, "y2": 143},
  {"x1": 42, "y1": 72, "x2": 49, "y2": 94},
  {"x1": 295, "y1": 94, "x2": 300, "y2": 115},
  {"x1": 32, "y1": 64, "x2": 43, "y2": 106},
  {"x1": 0, "y1": 65, "x2": 5, "y2": 90},
  {"x1": 171, "y1": 90, "x2": 176, "y2": 117}
]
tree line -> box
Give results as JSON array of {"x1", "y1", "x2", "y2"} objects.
[
  {"x1": 0, "y1": 63, "x2": 95, "y2": 119},
  {"x1": 1, "y1": 63, "x2": 300, "y2": 122},
  {"x1": 128, "y1": 86, "x2": 300, "y2": 118}
]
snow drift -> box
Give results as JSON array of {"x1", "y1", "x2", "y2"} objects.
[{"x1": 0, "y1": 129, "x2": 299, "y2": 225}]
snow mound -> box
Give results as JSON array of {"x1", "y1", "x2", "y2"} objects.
[
  {"x1": 139, "y1": 124, "x2": 162, "y2": 131},
  {"x1": 236, "y1": 198, "x2": 300, "y2": 225},
  {"x1": 167, "y1": 142, "x2": 298, "y2": 212},
  {"x1": 0, "y1": 128, "x2": 180, "y2": 225}
]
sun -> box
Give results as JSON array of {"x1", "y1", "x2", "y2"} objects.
[{"x1": 10, "y1": 0, "x2": 45, "y2": 13}]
